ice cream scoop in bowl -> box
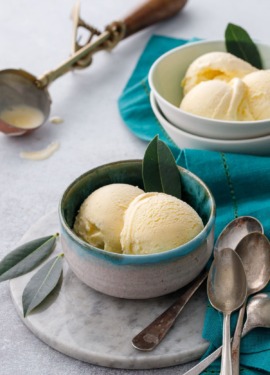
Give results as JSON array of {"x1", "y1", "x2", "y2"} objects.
[
  {"x1": 150, "y1": 92, "x2": 270, "y2": 155},
  {"x1": 59, "y1": 160, "x2": 215, "y2": 299},
  {"x1": 149, "y1": 40, "x2": 270, "y2": 140}
]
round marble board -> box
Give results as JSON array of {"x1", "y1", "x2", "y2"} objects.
[{"x1": 9, "y1": 211, "x2": 209, "y2": 369}]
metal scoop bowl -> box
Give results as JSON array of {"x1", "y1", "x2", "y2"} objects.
[{"x1": 0, "y1": 70, "x2": 50, "y2": 135}]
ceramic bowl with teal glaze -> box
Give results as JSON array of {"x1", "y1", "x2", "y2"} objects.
[{"x1": 59, "y1": 160, "x2": 215, "y2": 299}]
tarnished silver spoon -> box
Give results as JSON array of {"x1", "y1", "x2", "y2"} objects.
[
  {"x1": 132, "y1": 216, "x2": 263, "y2": 351},
  {"x1": 214, "y1": 216, "x2": 263, "y2": 252},
  {"x1": 183, "y1": 292, "x2": 270, "y2": 375},
  {"x1": 207, "y1": 248, "x2": 247, "y2": 375},
  {"x1": 231, "y1": 233, "x2": 270, "y2": 375}
]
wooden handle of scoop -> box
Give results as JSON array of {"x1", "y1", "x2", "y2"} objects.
[{"x1": 122, "y1": 0, "x2": 188, "y2": 38}]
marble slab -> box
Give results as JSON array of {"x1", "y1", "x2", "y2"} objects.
[{"x1": 9, "y1": 211, "x2": 209, "y2": 369}]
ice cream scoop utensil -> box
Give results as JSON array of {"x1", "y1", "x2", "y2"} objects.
[
  {"x1": 132, "y1": 269, "x2": 208, "y2": 351},
  {"x1": 132, "y1": 216, "x2": 262, "y2": 351},
  {"x1": 231, "y1": 232, "x2": 270, "y2": 375},
  {"x1": 207, "y1": 248, "x2": 247, "y2": 375},
  {"x1": 183, "y1": 292, "x2": 270, "y2": 375},
  {"x1": 0, "y1": 0, "x2": 187, "y2": 136}
]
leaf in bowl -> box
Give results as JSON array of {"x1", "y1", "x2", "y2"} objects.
[
  {"x1": 225, "y1": 23, "x2": 263, "y2": 69},
  {"x1": 143, "y1": 135, "x2": 181, "y2": 199}
]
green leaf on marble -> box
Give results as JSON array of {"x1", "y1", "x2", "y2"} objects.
[
  {"x1": 225, "y1": 23, "x2": 263, "y2": 69},
  {"x1": 22, "y1": 254, "x2": 64, "y2": 317},
  {"x1": 143, "y1": 135, "x2": 182, "y2": 199},
  {"x1": 0, "y1": 234, "x2": 58, "y2": 282}
]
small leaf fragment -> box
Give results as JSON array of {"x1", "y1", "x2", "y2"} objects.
[
  {"x1": 225, "y1": 23, "x2": 263, "y2": 69},
  {"x1": 142, "y1": 136, "x2": 182, "y2": 199},
  {"x1": 22, "y1": 254, "x2": 64, "y2": 317},
  {"x1": 0, "y1": 234, "x2": 58, "y2": 282}
]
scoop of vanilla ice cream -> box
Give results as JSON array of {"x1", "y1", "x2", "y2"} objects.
[
  {"x1": 73, "y1": 183, "x2": 144, "y2": 253},
  {"x1": 243, "y1": 70, "x2": 270, "y2": 120},
  {"x1": 182, "y1": 52, "x2": 257, "y2": 95},
  {"x1": 120, "y1": 192, "x2": 204, "y2": 255},
  {"x1": 180, "y1": 78, "x2": 253, "y2": 121}
]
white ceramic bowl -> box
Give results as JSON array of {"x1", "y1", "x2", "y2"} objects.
[
  {"x1": 150, "y1": 91, "x2": 270, "y2": 156},
  {"x1": 149, "y1": 40, "x2": 270, "y2": 140},
  {"x1": 59, "y1": 160, "x2": 215, "y2": 299}
]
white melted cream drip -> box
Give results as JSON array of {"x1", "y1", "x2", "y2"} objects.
[
  {"x1": 20, "y1": 141, "x2": 60, "y2": 160},
  {"x1": 49, "y1": 116, "x2": 64, "y2": 124}
]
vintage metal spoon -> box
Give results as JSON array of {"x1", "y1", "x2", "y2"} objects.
[
  {"x1": 0, "y1": 0, "x2": 187, "y2": 136},
  {"x1": 207, "y1": 248, "x2": 247, "y2": 375},
  {"x1": 231, "y1": 232, "x2": 270, "y2": 375},
  {"x1": 214, "y1": 216, "x2": 263, "y2": 252},
  {"x1": 132, "y1": 216, "x2": 262, "y2": 351},
  {"x1": 183, "y1": 292, "x2": 270, "y2": 375}
]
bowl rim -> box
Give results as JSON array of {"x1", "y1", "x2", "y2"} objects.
[
  {"x1": 59, "y1": 159, "x2": 216, "y2": 264},
  {"x1": 150, "y1": 91, "x2": 270, "y2": 144},
  {"x1": 148, "y1": 39, "x2": 270, "y2": 126}
]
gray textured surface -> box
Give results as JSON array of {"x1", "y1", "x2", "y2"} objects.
[{"x1": 1, "y1": 0, "x2": 270, "y2": 374}]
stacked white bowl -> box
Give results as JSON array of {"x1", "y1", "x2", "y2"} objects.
[{"x1": 149, "y1": 40, "x2": 270, "y2": 155}]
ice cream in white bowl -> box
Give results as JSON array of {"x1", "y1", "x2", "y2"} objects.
[
  {"x1": 150, "y1": 91, "x2": 270, "y2": 156},
  {"x1": 149, "y1": 40, "x2": 270, "y2": 140},
  {"x1": 59, "y1": 160, "x2": 215, "y2": 299}
]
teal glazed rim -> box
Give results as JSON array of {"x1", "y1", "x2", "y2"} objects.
[{"x1": 59, "y1": 160, "x2": 216, "y2": 266}]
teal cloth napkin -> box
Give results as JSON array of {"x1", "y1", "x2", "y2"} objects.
[{"x1": 118, "y1": 35, "x2": 270, "y2": 374}]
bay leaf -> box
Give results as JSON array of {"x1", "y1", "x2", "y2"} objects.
[
  {"x1": 0, "y1": 234, "x2": 58, "y2": 282},
  {"x1": 142, "y1": 135, "x2": 163, "y2": 192},
  {"x1": 143, "y1": 136, "x2": 181, "y2": 199},
  {"x1": 22, "y1": 254, "x2": 64, "y2": 317},
  {"x1": 157, "y1": 140, "x2": 182, "y2": 199},
  {"x1": 225, "y1": 23, "x2": 263, "y2": 69}
]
